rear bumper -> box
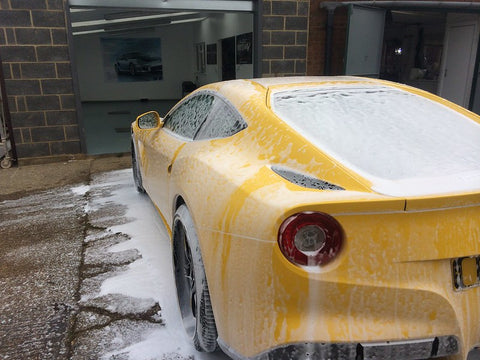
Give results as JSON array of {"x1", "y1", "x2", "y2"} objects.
[
  {"x1": 201, "y1": 204, "x2": 480, "y2": 360},
  {"x1": 220, "y1": 336, "x2": 459, "y2": 360}
]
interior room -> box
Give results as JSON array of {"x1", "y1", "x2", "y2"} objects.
[
  {"x1": 381, "y1": 10, "x2": 446, "y2": 95},
  {"x1": 70, "y1": 8, "x2": 254, "y2": 155},
  {"x1": 382, "y1": 10, "x2": 480, "y2": 113}
]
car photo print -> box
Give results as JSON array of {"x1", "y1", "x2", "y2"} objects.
[{"x1": 131, "y1": 76, "x2": 480, "y2": 360}]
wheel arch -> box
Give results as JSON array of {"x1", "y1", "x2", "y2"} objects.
[{"x1": 173, "y1": 195, "x2": 186, "y2": 219}]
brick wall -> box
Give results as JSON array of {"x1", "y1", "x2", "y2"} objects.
[
  {"x1": 262, "y1": 0, "x2": 310, "y2": 77},
  {"x1": 0, "y1": 0, "x2": 81, "y2": 160}
]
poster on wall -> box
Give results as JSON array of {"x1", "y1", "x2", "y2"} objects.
[
  {"x1": 236, "y1": 32, "x2": 252, "y2": 65},
  {"x1": 101, "y1": 38, "x2": 163, "y2": 82}
]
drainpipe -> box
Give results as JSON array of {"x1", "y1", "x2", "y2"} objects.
[
  {"x1": 0, "y1": 54, "x2": 17, "y2": 166},
  {"x1": 253, "y1": 0, "x2": 262, "y2": 77},
  {"x1": 324, "y1": 4, "x2": 336, "y2": 75}
]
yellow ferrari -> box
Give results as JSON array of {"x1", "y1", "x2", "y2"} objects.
[{"x1": 131, "y1": 77, "x2": 480, "y2": 360}]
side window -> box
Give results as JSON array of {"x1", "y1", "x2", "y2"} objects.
[
  {"x1": 163, "y1": 94, "x2": 214, "y2": 139},
  {"x1": 195, "y1": 96, "x2": 247, "y2": 140}
]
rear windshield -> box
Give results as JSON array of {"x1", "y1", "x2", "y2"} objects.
[{"x1": 271, "y1": 86, "x2": 480, "y2": 195}]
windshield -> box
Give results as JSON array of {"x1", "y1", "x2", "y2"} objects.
[{"x1": 271, "y1": 86, "x2": 480, "y2": 196}]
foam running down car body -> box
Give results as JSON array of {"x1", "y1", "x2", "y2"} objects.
[{"x1": 131, "y1": 77, "x2": 480, "y2": 360}]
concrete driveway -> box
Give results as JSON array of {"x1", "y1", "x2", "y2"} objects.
[
  {"x1": 0, "y1": 156, "x2": 228, "y2": 360},
  {"x1": 0, "y1": 156, "x2": 132, "y2": 359}
]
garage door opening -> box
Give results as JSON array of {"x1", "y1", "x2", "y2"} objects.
[
  {"x1": 67, "y1": 0, "x2": 257, "y2": 155},
  {"x1": 321, "y1": 2, "x2": 480, "y2": 115}
]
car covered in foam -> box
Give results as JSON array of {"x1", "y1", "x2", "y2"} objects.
[{"x1": 131, "y1": 76, "x2": 480, "y2": 360}]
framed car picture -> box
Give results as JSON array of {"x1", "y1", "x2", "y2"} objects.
[
  {"x1": 236, "y1": 32, "x2": 252, "y2": 65},
  {"x1": 101, "y1": 37, "x2": 163, "y2": 82}
]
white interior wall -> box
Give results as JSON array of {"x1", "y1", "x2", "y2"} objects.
[
  {"x1": 439, "y1": 13, "x2": 480, "y2": 107},
  {"x1": 74, "y1": 23, "x2": 195, "y2": 101},
  {"x1": 73, "y1": 13, "x2": 254, "y2": 101},
  {"x1": 193, "y1": 13, "x2": 254, "y2": 85}
]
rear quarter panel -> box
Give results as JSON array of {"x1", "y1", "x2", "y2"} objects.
[{"x1": 194, "y1": 176, "x2": 480, "y2": 358}]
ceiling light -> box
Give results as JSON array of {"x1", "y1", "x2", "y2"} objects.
[
  {"x1": 72, "y1": 12, "x2": 197, "y2": 28},
  {"x1": 171, "y1": 17, "x2": 206, "y2": 25},
  {"x1": 72, "y1": 29, "x2": 105, "y2": 36}
]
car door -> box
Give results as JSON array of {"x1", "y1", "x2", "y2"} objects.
[{"x1": 142, "y1": 93, "x2": 214, "y2": 220}]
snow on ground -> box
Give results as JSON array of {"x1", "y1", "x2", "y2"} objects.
[{"x1": 73, "y1": 169, "x2": 229, "y2": 360}]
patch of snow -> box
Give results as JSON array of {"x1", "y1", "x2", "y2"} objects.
[
  {"x1": 71, "y1": 185, "x2": 90, "y2": 196},
  {"x1": 102, "y1": 329, "x2": 192, "y2": 360},
  {"x1": 272, "y1": 86, "x2": 480, "y2": 197},
  {"x1": 83, "y1": 169, "x2": 229, "y2": 360}
]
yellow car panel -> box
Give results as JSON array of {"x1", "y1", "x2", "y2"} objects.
[{"x1": 131, "y1": 77, "x2": 480, "y2": 360}]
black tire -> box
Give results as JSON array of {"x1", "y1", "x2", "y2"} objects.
[
  {"x1": 131, "y1": 141, "x2": 145, "y2": 193},
  {"x1": 173, "y1": 205, "x2": 218, "y2": 352}
]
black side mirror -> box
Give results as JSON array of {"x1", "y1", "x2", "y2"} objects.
[{"x1": 137, "y1": 111, "x2": 163, "y2": 129}]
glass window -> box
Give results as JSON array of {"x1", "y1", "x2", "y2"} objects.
[
  {"x1": 163, "y1": 94, "x2": 214, "y2": 139},
  {"x1": 195, "y1": 97, "x2": 247, "y2": 140},
  {"x1": 272, "y1": 86, "x2": 480, "y2": 183}
]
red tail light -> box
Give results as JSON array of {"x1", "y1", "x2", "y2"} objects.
[{"x1": 278, "y1": 212, "x2": 343, "y2": 267}]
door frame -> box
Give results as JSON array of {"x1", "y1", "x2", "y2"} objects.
[
  {"x1": 344, "y1": 4, "x2": 386, "y2": 77},
  {"x1": 67, "y1": 0, "x2": 261, "y2": 154},
  {"x1": 438, "y1": 13, "x2": 480, "y2": 107}
]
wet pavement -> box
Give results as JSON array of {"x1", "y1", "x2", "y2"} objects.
[
  {"x1": 0, "y1": 188, "x2": 85, "y2": 359},
  {"x1": 0, "y1": 158, "x2": 227, "y2": 360},
  {"x1": 0, "y1": 170, "x2": 164, "y2": 359},
  {"x1": 0, "y1": 155, "x2": 143, "y2": 359},
  {"x1": 69, "y1": 172, "x2": 165, "y2": 360}
]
